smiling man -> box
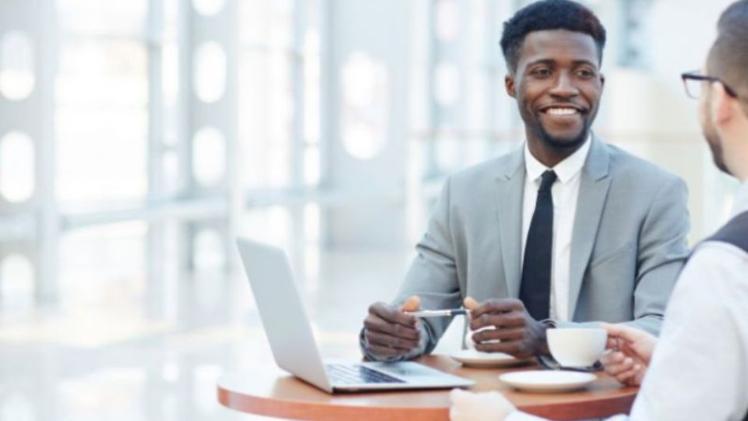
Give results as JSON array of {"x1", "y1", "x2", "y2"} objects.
[{"x1": 360, "y1": 0, "x2": 689, "y2": 362}]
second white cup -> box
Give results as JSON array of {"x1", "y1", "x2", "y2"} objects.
[{"x1": 547, "y1": 327, "x2": 607, "y2": 368}]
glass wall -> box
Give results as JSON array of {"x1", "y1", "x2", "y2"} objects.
[{"x1": 0, "y1": 0, "x2": 738, "y2": 330}]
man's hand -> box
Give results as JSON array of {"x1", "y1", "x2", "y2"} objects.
[
  {"x1": 600, "y1": 323, "x2": 657, "y2": 386},
  {"x1": 363, "y1": 296, "x2": 423, "y2": 359},
  {"x1": 449, "y1": 389, "x2": 515, "y2": 421},
  {"x1": 464, "y1": 296, "x2": 549, "y2": 358}
]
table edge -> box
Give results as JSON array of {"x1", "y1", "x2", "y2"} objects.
[{"x1": 217, "y1": 381, "x2": 637, "y2": 421}]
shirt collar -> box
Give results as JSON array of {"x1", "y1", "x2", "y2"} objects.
[
  {"x1": 524, "y1": 135, "x2": 592, "y2": 184},
  {"x1": 732, "y1": 181, "x2": 748, "y2": 216}
]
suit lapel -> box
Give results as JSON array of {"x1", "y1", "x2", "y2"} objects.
[
  {"x1": 496, "y1": 148, "x2": 525, "y2": 298},
  {"x1": 568, "y1": 137, "x2": 611, "y2": 317}
]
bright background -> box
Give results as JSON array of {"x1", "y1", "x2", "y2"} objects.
[{"x1": 0, "y1": 0, "x2": 740, "y2": 420}]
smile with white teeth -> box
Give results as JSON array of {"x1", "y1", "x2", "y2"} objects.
[{"x1": 546, "y1": 107, "x2": 579, "y2": 116}]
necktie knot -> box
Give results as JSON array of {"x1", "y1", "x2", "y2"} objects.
[{"x1": 539, "y1": 170, "x2": 557, "y2": 192}]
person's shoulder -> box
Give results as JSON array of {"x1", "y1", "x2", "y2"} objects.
[
  {"x1": 435, "y1": 147, "x2": 523, "y2": 201},
  {"x1": 600, "y1": 143, "x2": 685, "y2": 202},
  {"x1": 447, "y1": 146, "x2": 522, "y2": 185},
  {"x1": 683, "y1": 241, "x2": 748, "y2": 285},
  {"x1": 669, "y1": 242, "x2": 748, "y2": 325},
  {"x1": 604, "y1": 142, "x2": 681, "y2": 185}
]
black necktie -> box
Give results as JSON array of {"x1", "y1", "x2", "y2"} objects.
[{"x1": 519, "y1": 170, "x2": 557, "y2": 320}]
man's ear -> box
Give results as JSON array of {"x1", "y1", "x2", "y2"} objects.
[
  {"x1": 711, "y1": 82, "x2": 734, "y2": 125},
  {"x1": 505, "y1": 74, "x2": 516, "y2": 98}
]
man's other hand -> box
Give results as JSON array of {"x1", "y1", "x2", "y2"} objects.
[
  {"x1": 363, "y1": 296, "x2": 423, "y2": 359},
  {"x1": 464, "y1": 296, "x2": 549, "y2": 358}
]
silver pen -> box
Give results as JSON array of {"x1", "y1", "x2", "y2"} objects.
[{"x1": 406, "y1": 308, "x2": 468, "y2": 318}]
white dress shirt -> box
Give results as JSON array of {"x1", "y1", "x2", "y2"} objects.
[
  {"x1": 521, "y1": 137, "x2": 591, "y2": 321},
  {"x1": 505, "y1": 180, "x2": 748, "y2": 421}
]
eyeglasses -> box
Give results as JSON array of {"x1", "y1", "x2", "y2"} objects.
[{"x1": 681, "y1": 71, "x2": 738, "y2": 99}]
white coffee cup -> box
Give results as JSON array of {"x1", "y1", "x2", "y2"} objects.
[{"x1": 547, "y1": 328, "x2": 607, "y2": 368}]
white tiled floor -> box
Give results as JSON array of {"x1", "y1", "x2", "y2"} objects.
[{"x1": 0, "y1": 248, "x2": 417, "y2": 421}]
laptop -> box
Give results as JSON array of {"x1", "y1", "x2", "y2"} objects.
[{"x1": 236, "y1": 237, "x2": 474, "y2": 393}]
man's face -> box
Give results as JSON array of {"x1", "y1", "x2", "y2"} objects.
[
  {"x1": 698, "y1": 73, "x2": 729, "y2": 173},
  {"x1": 506, "y1": 29, "x2": 604, "y2": 149}
]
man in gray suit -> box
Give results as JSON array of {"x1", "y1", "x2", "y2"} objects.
[{"x1": 361, "y1": 0, "x2": 689, "y2": 361}]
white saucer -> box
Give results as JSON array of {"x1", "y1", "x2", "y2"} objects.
[
  {"x1": 449, "y1": 349, "x2": 530, "y2": 368},
  {"x1": 499, "y1": 370, "x2": 596, "y2": 393}
]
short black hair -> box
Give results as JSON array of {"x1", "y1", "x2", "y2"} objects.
[
  {"x1": 500, "y1": 0, "x2": 607, "y2": 73},
  {"x1": 708, "y1": 0, "x2": 748, "y2": 99}
]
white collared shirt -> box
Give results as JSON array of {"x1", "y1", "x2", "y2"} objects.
[
  {"x1": 613, "y1": 180, "x2": 748, "y2": 421},
  {"x1": 506, "y1": 181, "x2": 748, "y2": 421},
  {"x1": 521, "y1": 136, "x2": 591, "y2": 322}
]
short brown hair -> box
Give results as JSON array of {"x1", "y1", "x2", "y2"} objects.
[{"x1": 708, "y1": 0, "x2": 748, "y2": 100}]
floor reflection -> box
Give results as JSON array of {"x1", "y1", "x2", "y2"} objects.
[{"x1": 0, "y1": 248, "x2": 411, "y2": 420}]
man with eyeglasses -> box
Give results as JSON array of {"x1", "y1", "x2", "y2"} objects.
[{"x1": 450, "y1": 1, "x2": 748, "y2": 420}]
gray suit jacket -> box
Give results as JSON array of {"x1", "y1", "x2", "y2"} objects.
[{"x1": 388, "y1": 137, "x2": 689, "y2": 356}]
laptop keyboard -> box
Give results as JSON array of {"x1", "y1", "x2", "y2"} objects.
[{"x1": 325, "y1": 364, "x2": 405, "y2": 385}]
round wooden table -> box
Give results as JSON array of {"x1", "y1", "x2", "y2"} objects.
[{"x1": 218, "y1": 355, "x2": 638, "y2": 420}]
